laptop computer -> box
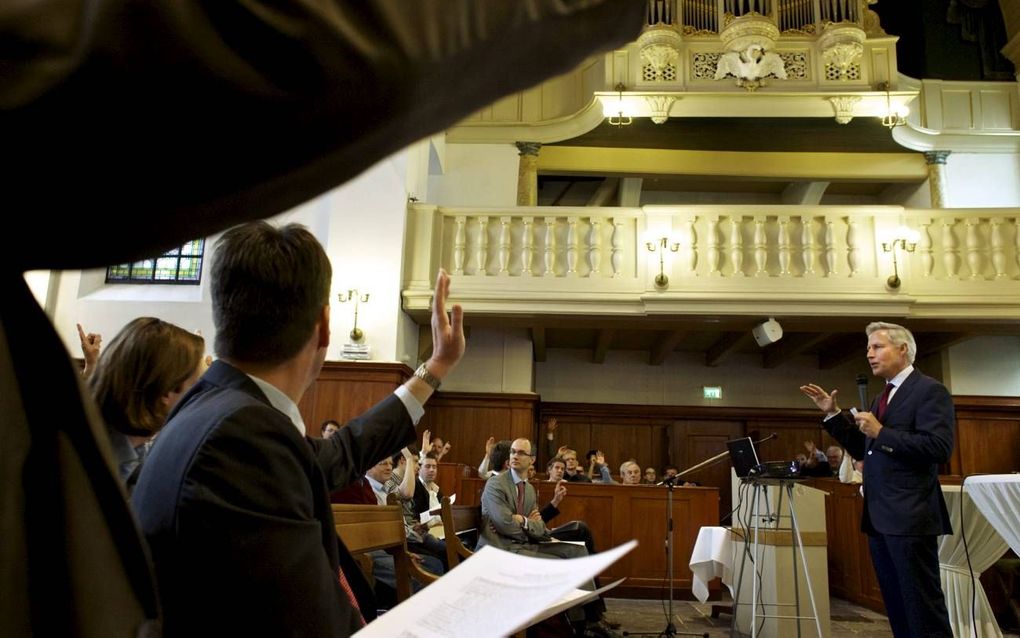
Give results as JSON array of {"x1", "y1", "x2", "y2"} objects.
[{"x1": 726, "y1": 437, "x2": 761, "y2": 479}]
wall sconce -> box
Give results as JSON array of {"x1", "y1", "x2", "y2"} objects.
[
  {"x1": 646, "y1": 236, "x2": 679, "y2": 289},
  {"x1": 337, "y1": 289, "x2": 370, "y2": 342},
  {"x1": 606, "y1": 83, "x2": 633, "y2": 127},
  {"x1": 881, "y1": 237, "x2": 916, "y2": 289},
  {"x1": 878, "y1": 81, "x2": 907, "y2": 129}
]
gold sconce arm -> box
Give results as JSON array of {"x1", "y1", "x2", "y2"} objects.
[
  {"x1": 881, "y1": 238, "x2": 916, "y2": 289},
  {"x1": 646, "y1": 236, "x2": 680, "y2": 289},
  {"x1": 337, "y1": 289, "x2": 370, "y2": 341}
]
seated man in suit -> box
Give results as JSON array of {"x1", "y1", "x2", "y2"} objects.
[
  {"x1": 132, "y1": 223, "x2": 465, "y2": 637},
  {"x1": 478, "y1": 438, "x2": 619, "y2": 638}
]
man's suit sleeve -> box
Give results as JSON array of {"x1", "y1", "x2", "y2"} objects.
[
  {"x1": 308, "y1": 394, "x2": 416, "y2": 491},
  {"x1": 822, "y1": 411, "x2": 867, "y2": 461},
  {"x1": 874, "y1": 380, "x2": 954, "y2": 463},
  {"x1": 540, "y1": 502, "x2": 559, "y2": 523}
]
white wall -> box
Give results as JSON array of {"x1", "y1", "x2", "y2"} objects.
[
  {"x1": 426, "y1": 143, "x2": 519, "y2": 207},
  {"x1": 441, "y1": 328, "x2": 534, "y2": 394},
  {"x1": 946, "y1": 153, "x2": 1020, "y2": 207},
  {"x1": 946, "y1": 336, "x2": 1020, "y2": 396},
  {"x1": 536, "y1": 347, "x2": 868, "y2": 409}
]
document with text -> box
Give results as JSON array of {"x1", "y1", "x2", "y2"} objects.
[{"x1": 354, "y1": 540, "x2": 636, "y2": 637}]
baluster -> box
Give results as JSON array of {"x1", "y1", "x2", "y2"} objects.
[
  {"x1": 521, "y1": 217, "x2": 535, "y2": 276},
  {"x1": 497, "y1": 216, "x2": 512, "y2": 276},
  {"x1": 777, "y1": 215, "x2": 791, "y2": 277},
  {"x1": 452, "y1": 216, "x2": 467, "y2": 275},
  {"x1": 991, "y1": 218, "x2": 1008, "y2": 279},
  {"x1": 566, "y1": 218, "x2": 579, "y2": 276},
  {"x1": 845, "y1": 217, "x2": 859, "y2": 277},
  {"x1": 965, "y1": 218, "x2": 983, "y2": 280},
  {"x1": 801, "y1": 216, "x2": 816, "y2": 276},
  {"x1": 707, "y1": 215, "x2": 721, "y2": 276},
  {"x1": 1015, "y1": 218, "x2": 1020, "y2": 277},
  {"x1": 730, "y1": 215, "x2": 745, "y2": 277},
  {"x1": 684, "y1": 217, "x2": 698, "y2": 274},
  {"x1": 918, "y1": 219, "x2": 934, "y2": 277},
  {"x1": 753, "y1": 215, "x2": 768, "y2": 277},
  {"x1": 588, "y1": 218, "x2": 602, "y2": 276},
  {"x1": 476, "y1": 217, "x2": 490, "y2": 276},
  {"x1": 823, "y1": 217, "x2": 837, "y2": 277},
  {"x1": 543, "y1": 216, "x2": 557, "y2": 276},
  {"x1": 942, "y1": 218, "x2": 960, "y2": 278},
  {"x1": 610, "y1": 220, "x2": 624, "y2": 278}
]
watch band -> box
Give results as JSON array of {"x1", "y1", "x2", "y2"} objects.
[{"x1": 413, "y1": 363, "x2": 442, "y2": 390}]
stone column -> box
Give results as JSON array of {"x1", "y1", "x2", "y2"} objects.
[
  {"x1": 515, "y1": 142, "x2": 542, "y2": 206},
  {"x1": 924, "y1": 150, "x2": 951, "y2": 208}
]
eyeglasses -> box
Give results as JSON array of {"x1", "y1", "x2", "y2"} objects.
[{"x1": 509, "y1": 448, "x2": 534, "y2": 457}]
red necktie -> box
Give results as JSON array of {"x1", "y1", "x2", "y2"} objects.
[
  {"x1": 876, "y1": 383, "x2": 894, "y2": 421},
  {"x1": 337, "y1": 566, "x2": 365, "y2": 626},
  {"x1": 516, "y1": 481, "x2": 526, "y2": 515}
]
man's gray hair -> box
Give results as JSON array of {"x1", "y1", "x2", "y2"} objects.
[{"x1": 865, "y1": 321, "x2": 916, "y2": 364}]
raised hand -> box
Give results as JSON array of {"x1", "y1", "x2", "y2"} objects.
[
  {"x1": 484, "y1": 436, "x2": 495, "y2": 456},
  {"x1": 77, "y1": 323, "x2": 102, "y2": 377},
  {"x1": 800, "y1": 383, "x2": 839, "y2": 414},
  {"x1": 427, "y1": 269, "x2": 465, "y2": 380},
  {"x1": 421, "y1": 430, "x2": 431, "y2": 454}
]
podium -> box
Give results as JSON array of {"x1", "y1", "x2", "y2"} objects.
[{"x1": 729, "y1": 472, "x2": 830, "y2": 638}]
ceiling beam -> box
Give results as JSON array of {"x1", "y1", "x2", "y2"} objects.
[
  {"x1": 916, "y1": 332, "x2": 975, "y2": 359},
  {"x1": 649, "y1": 330, "x2": 685, "y2": 366},
  {"x1": 705, "y1": 331, "x2": 748, "y2": 367},
  {"x1": 549, "y1": 181, "x2": 575, "y2": 206},
  {"x1": 818, "y1": 334, "x2": 864, "y2": 370},
  {"x1": 619, "y1": 177, "x2": 643, "y2": 207},
  {"x1": 781, "y1": 181, "x2": 830, "y2": 205},
  {"x1": 762, "y1": 332, "x2": 834, "y2": 369},
  {"x1": 586, "y1": 178, "x2": 619, "y2": 207},
  {"x1": 592, "y1": 329, "x2": 615, "y2": 364},
  {"x1": 531, "y1": 326, "x2": 547, "y2": 363}
]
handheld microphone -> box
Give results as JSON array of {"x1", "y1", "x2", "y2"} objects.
[{"x1": 856, "y1": 373, "x2": 869, "y2": 410}]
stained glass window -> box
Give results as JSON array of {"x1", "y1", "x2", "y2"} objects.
[{"x1": 105, "y1": 239, "x2": 204, "y2": 284}]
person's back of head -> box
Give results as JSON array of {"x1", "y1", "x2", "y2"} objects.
[
  {"x1": 488, "y1": 440, "x2": 512, "y2": 473},
  {"x1": 212, "y1": 221, "x2": 331, "y2": 365},
  {"x1": 90, "y1": 317, "x2": 205, "y2": 436}
]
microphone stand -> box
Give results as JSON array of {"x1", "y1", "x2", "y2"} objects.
[{"x1": 623, "y1": 434, "x2": 778, "y2": 637}]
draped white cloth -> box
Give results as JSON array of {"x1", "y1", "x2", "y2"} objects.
[
  {"x1": 689, "y1": 526, "x2": 736, "y2": 603},
  {"x1": 965, "y1": 475, "x2": 1020, "y2": 556},
  {"x1": 939, "y1": 484, "x2": 1009, "y2": 638}
]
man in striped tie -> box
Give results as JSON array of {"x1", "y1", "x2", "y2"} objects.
[{"x1": 800, "y1": 321, "x2": 954, "y2": 638}]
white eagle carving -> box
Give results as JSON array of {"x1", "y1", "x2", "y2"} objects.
[{"x1": 715, "y1": 44, "x2": 787, "y2": 89}]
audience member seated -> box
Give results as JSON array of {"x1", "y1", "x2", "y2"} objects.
[
  {"x1": 798, "y1": 441, "x2": 834, "y2": 477},
  {"x1": 479, "y1": 439, "x2": 512, "y2": 477},
  {"x1": 642, "y1": 467, "x2": 657, "y2": 484},
  {"x1": 586, "y1": 450, "x2": 616, "y2": 483},
  {"x1": 662, "y1": 465, "x2": 679, "y2": 480},
  {"x1": 547, "y1": 457, "x2": 566, "y2": 482},
  {"x1": 391, "y1": 452, "x2": 446, "y2": 573},
  {"x1": 619, "y1": 461, "x2": 642, "y2": 485},
  {"x1": 825, "y1": 445, "x2": 844, "y2": 473},
  {"x1": 477, "y1": 438, "x2": 619, "y2": 638},
  {"x1": 320, "y1": 419, "x2": 340, "y2": 439},
  {"x1": 86, "y1": 318, "x2": 206, "y2": 490},
  {"x1": 561, "y1": 448, "x2": 591, "y2": 483},
  {"x1": 420, "y1": 429, "x2": 451, "y2": 462}
]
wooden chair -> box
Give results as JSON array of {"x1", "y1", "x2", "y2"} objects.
[
  {"x1": 440, "y1": 495, "x2": 481, "y2": 569},
  {"x1": 331, "y1": 504, "x2": 438, "y2": 603}
]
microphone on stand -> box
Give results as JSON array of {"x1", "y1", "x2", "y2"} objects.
[
  {"x1": 856, "y1": 373, "x2": 869, "y2": 410},
  {"x1": 753, "y1": 432, "x2": 778, "y2": 445}
]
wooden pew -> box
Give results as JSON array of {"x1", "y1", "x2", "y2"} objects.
[
  {"x1": 439, "y1": 496, "x2": 481, "y2": 569},
  {"x1": 330, "y1": 504, "x2": 438, "y2": 603}
]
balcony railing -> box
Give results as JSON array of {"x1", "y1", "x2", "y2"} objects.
[
  {"x1": 646, "y1": 0, "x2": 865, "y2": 33},
  {"x1": 403, "y1": 204, "x2": 1020, "y2": 318}
]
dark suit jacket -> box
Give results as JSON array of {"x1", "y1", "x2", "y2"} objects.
[
  {"x1": 823, "y1": 368, "x2": 954, "y2": 536},
  {"x1": 132, "y1": 361, "x2": 415, "y2": 636},
  {"x1": 412, "y1": 477, "x2": 443, "y2": 519}
]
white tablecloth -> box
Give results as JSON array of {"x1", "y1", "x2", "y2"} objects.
[
  {"x1": 689, "y1": 526, "x2": 735, "y2": 603},
  {"x1": 965, "y1": 474, "x2": 1020, "y2": 557},
  {"x1": 940, "y1": 484, "x2": 1009, "y2": 638}
]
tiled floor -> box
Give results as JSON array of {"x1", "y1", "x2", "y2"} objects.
[{"x1": 602, "y1": 596, "x2": 1020, "y2": 637}]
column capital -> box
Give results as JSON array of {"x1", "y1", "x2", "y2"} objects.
[
  {"x1": 923, "y1": 150, "x2": 951, "y2": 165},
  {"x1": 515, "y1": 141, "x2": 542, "y2": 157}
]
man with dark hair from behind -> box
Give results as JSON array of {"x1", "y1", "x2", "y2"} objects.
[{"x1": 132, "y1": 221, "x2": 465, "y2": 637}]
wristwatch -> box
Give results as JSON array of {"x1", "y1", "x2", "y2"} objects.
[{"x1": 413, "y1": 363, "x2": 442, "y2": 390}]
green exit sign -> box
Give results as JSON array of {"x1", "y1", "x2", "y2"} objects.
[{"x1": 703, "y1": 386, "x2": 722, "y2": 400}]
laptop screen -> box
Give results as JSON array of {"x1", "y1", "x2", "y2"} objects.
[{"x1": 726, "y1": 437, "x2": 761, "y2": 478}]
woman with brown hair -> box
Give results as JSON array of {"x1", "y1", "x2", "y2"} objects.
[{"x1": 87, "y1": 317, "x2": 207, "y2": 488}]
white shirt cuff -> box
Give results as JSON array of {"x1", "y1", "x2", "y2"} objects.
[{"x1": 394, "y1": 386, "x2": 425, "y2": 425}]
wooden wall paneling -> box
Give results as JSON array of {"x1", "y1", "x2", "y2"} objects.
[
  {"x1": 299, "y1": 361, "x2": 410, "y2": 436},
  {"x1": 673, "y1": 420, "x2": 743, "y2": 521},
  {"x1": 952, "y1": 396, "x2": 1020, "y2": 475},
  {"x1": 543, "y1": 417, "x2": 593, "y2": 466},
  {"x1": 417, "y1": 393, "x2": 539, "y2": 467}
]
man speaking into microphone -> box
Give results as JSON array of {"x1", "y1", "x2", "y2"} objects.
[{"x1": 800, "y1": 322, "x2": 954, "y2": 638}]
